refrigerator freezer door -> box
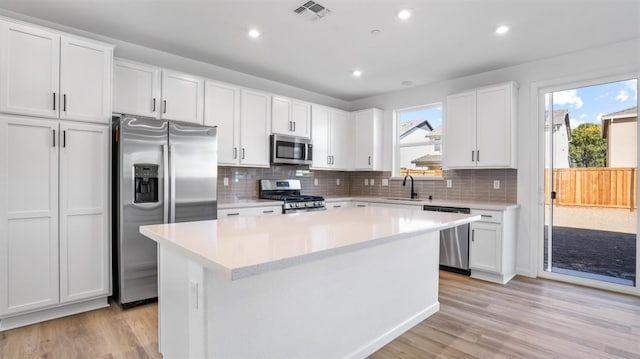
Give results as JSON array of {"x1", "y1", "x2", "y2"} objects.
[
  {"x1": 118, "y1": 117, "x2": 167, "y2": 305},
  {"x1": 169, "y1": 121, "x2": 217, "y2": 222}
]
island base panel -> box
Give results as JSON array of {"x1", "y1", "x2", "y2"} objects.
[{"x1": 158, "y1": 232, "x2": 440, "y2": 359}]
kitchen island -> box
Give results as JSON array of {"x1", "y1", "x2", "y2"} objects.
[{"x1": 140, "y1": 207, "x2": 479, "y2": 359}]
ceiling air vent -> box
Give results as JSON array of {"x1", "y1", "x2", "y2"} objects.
[{"x1": 293, "y1": 1, "x2": 331, "y2": 20}]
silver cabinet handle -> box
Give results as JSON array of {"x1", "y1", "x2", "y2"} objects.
[
  {"x1": 481, "y1": 214, "x2": 492, "y2": 219},
  {"x1": 477, "y1": 150, "x2": 480, "y2": 162},
  {"x1": 227, "y1": 212, "x2": 240, "y2": 216},
  {"x1": 233, "y1": 147, "x2": 238, "y2": 159},
  {"x1": 357, "y1": 204, "x2": 366, "y2": 208},
  {"x1": 471, "y1": 229, "x2": 475, "y2": 242},
  {"x1": 162, "y1": 144, "x2": 169, "y2": 224},
  {"x1": 263, "y1": 210, "x2": 275, "y2": 214},
  {"x1": 332, "y1": 155, "x2": 334, "y2": 164},
  {"x1": 52, "y1": 129, "x2": 56, "y2": 147},
  {"x1": 242, "y1": 148, "x2": 245, "y2": 160},
  {"x1": 293, "y1": 121, "x2": 296, "y2": 132},
  {"x1": 368, "y1": 156, "x2": 371, "y2": 165},
  {"x1": 163, "y1": 100, "x2": 167, "y2": 114},
  {"x1": 333, "y1": 205, "x2": 341, "y2": 208},
  {"x1": 169, "y1": 144, "x2": 176, "y2": 223},
  {"x1": 53, "y1": 93, "x2": 56, "y2": 111},
  {"x1": 327, "y1": 155, "x2": 331, "y2": 165},
  {"x1": 472, "y1": 151, "x2": 475, "y2": 162},
  {"x1": 152, "y1": 98, "x2": 156, "y2": 112},
  {"x1": 288, "y1": 121, "x2": 292, "y2": 131},
  {"x1": 63, "y1": 94, "x2": 67, "y2": 112},
  {"x1": 63, "y1": 130, "x2": 66, "y2": 148}
]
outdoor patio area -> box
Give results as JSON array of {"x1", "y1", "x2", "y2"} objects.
[{"x1": 544, "y1": 206, "x2": 637, "y2": 286}]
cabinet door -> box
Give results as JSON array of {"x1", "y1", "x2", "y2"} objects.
[
  {"x1": 311, "y1": 106, "x2": 331, "y2": 169},
  {"x1": 113, "y1": 59, "x2": 161, "y2": 118},
  {"x1": 353, "y1": 110, "x2": 373, "y2": 170},
  {"x1": 0, "y1": 21, "x2": 60, "y2": 119},
  {"x1": 239, "y1": 89, "x2": 270, "y2": 167},
  {"x1": 330, "y1": 110, "x2": 352, "y2": 170},
  {"x1": 59, "y1": 36, "x2": 112, "y2": 123},
  {"x1": 271, "y1": 96, "x2": 292, "y2": 135},
  {"x1": 59, "y1": 122, "x2": 110, "y2": 303},
  {"x1": 476, "y1": 84, "x2": 514, "y2": 168},
  {"x1": 205, "y1": 81, "x2": 240, "y2": 165},
  {"x1": 443, "y1": 91, "x2": 476, "y2": 168},
  {"x1": 470, "y1": 222, "x2": 502, "y2": 273},
  {"x1": 0, "y1": 116, "x2": 59, "y2": 315},
  {"x1": 161, "y1": 71, "x2": 204, "y2": 124},
  {"x1": 291, "y1": 100, "x2": 311, "y2": 138}
]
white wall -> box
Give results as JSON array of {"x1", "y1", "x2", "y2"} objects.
[
  {"x1": 350, "y1": 38, "x2": 640, "y2": 277},
  {"x1": 0, "y1": 9, "x2": 351, "y2": 111}
]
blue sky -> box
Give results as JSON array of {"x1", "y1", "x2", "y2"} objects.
[
  {"x1": 552, "y1": 78, "x2": 638, "y2": 129},
  {"x1": 398, "y1": 78, "x2": 638, "y2": 131}
]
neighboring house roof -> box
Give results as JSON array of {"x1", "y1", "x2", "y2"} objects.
[
  {"x1": 399, "y1": 119, "x2": 433, "y2": 139},
  {"x1": 545, "y1": 109, "x2": 572, "y2": 141},
  {"x1": 425, "y1": 125, "x2": 441, "y2": 139},
  {"x1": 411, "y1": 154, "x2": 442, "y2": 167},
  {"x1": 601, "y1": 106, "x2": 637, "y2": 139}
]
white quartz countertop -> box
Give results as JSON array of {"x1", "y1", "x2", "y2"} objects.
[
  {"x1": 327, "y1": 196, "x2": 519, "y2": 211},
  {"x1": 140, "y1": 207, "x2": 480, "y2": 280}
]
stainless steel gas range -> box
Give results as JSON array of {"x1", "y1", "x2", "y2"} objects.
[{"x1": 259, "y1": 179, "x2": 326, "y2": 213}]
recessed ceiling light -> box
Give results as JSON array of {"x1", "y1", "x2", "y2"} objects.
[
  {"x1": 352, "y1": 70, "x2": 363, "y2": 77},
  {"x1": 248, "y1": 29, "x2": 261, "y2": 38},
  {"x1": 495, "y1": 25, "x2": 509, "y2": 35},
  {"x1": 397, "y1": 9, "x2": 412, "y2": 20},
  {"x1": 370, "y1": 29, "x2": 381, "y2": 36}
]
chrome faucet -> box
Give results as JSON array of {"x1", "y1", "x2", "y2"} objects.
[{"x1": 402, "y1": 174, "x2": 418, "y2": 199}]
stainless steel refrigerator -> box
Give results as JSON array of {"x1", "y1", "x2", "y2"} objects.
[{"x1": 112, "y1": 115, "x2": 217, "y2": 307}]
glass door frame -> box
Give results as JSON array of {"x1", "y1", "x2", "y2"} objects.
[{"x1": 536, "y1": 70, "x2": 640, "y2": 296}]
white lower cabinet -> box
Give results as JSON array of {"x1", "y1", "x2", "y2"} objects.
[
  {"x1": 0, "y1": 115, "x2": 110, "y2": 326},
  {"x1": 326, "y1": 201, "x2": 351, "y2": 210},
  {"x1": 218, "y1": 205, "x2": 282, "y2": 218},
  {"x1": 469, "y1": 209, "x2": 516, "y2": 284}
]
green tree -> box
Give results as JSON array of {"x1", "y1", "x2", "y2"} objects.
[{"x1": 569, "y1": 123, "x2": 607, "y2": 167}]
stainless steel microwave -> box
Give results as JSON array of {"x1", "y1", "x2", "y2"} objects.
[{"x1": 270, "y1": 134, "x2": 312, "y2": 165}]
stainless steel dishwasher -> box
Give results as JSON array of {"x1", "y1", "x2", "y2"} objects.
[{"x1": 423, "y1": 205, "x2": 471, "y2": 275}]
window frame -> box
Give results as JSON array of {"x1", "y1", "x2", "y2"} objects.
[{"x1": 392, "y1": 102, "x2": 444, "y2": 179}]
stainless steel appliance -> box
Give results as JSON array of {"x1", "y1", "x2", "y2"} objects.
[
  {"x1": 112, "y1": 115, "x2": 217, "y2": 307},
  {"x1": 259, "y1": 179, "x2": 325, "y2": 213},
  {"x1": 423, "y1": 205, "x2": 471, "y2": 275},
  {"x1": 270, "y1": 134, "x2": 313, "y2": 165}
]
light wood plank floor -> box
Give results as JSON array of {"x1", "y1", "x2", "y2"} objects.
[{"x1": 1, "y1": 271, "x2": 639, "y2": 358}]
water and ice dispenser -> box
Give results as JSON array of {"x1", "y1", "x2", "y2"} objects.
[{"x1": 134, "y1": 164, "x2": 159, "y2": 203}]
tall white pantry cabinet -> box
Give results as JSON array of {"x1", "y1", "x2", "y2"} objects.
[{"x1": 0, "y1": 16, "x2": 112, "y2": 330}]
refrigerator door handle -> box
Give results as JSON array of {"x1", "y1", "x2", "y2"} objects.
[
  {"x1": 169, "y1": 144, "x2": 176, "y2": 223},
  {"x1": 163, "y1": 144, "x2": 169, "y2": 224}
]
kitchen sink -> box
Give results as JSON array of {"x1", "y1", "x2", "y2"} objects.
[{"x1": 384, "y1": 197, "x2": 425, "y2": 202}]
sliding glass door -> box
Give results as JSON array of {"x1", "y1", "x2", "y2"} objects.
[{"x1": 543, "y1": 78, "x2": 638, "y2": 291}]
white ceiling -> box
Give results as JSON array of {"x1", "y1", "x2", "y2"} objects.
[{"x1": 0, "y1": 0, "x2": 639, "y2": 101}]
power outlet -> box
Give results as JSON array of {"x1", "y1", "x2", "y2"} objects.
[
  {"x1": 370, "y1": 178, "x2": 375, "y2": 186},
  {"x1": 446, "y1": 179, "x2": 452, "y2": 188},
  {"x1": 223, "y1": 177, "x2": 229, "y2": 186},
  {"x1": 493, "y1": 180, "x2": 500, "y2": 189},
  {"x1": 364, "y1": 179, "x2": 369, "y2": 186},
  {"x1": 382, "y1": 178, "x2": 389, "y2": 186},
  {"x1": 336, "y1": 178, "x2": 340, "y2": 186},
  {"x1": 314, "y1": 178, "x2": 319, "y2": 186}
]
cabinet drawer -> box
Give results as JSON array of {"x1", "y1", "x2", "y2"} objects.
[
  {"x1": 326, "y1": 201, "x2": 350, "y2": 210},
  {"x1": 471, "y1": 209, "x2": 502, "y2": 223}
]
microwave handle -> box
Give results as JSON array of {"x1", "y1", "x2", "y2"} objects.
[{"x1": 307, "y1": 143, "x2": 313, "y2": 161}]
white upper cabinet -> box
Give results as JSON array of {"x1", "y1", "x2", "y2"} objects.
[
  {"x1": 58, "y1": 121, "x2": 110, "y2": 303},
  {"x1": 204, "y1": 80, "x2": 240, "y2": 165},
  {"x1": 113, "y1": 59, "x2": 161, "y2": 117},
  {"x1": 443, "y1": 82, "x2": 517, "y2": 169},
  {"x1": 240, "y1": 89, "x2": 271, "y2": 167},
  {"x1": 0, "y1": 20, "x2": 60, "y2": 119},
  {"x1": 353, "y1": 108, "x2": 383, "y2": 170},
  {"x1": 0, "y1": 19, "x2": 113, "y2": 123},
  {"x1": 161, "y1": 71, "x2": 204, "y2": 124},
  {"x1": 271, "y1": 96, "x2": 310, "y2": 138},
  {"x1": 59, "y1": 36, "x2": 112, "y2": 123},
  {"x1": 311, "y1": 105, "x2": 352, "y2": 170}
]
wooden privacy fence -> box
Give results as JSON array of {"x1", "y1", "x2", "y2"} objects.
[{"x1": 545, "y1": 167, "x2": 637, "y2": 209}]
